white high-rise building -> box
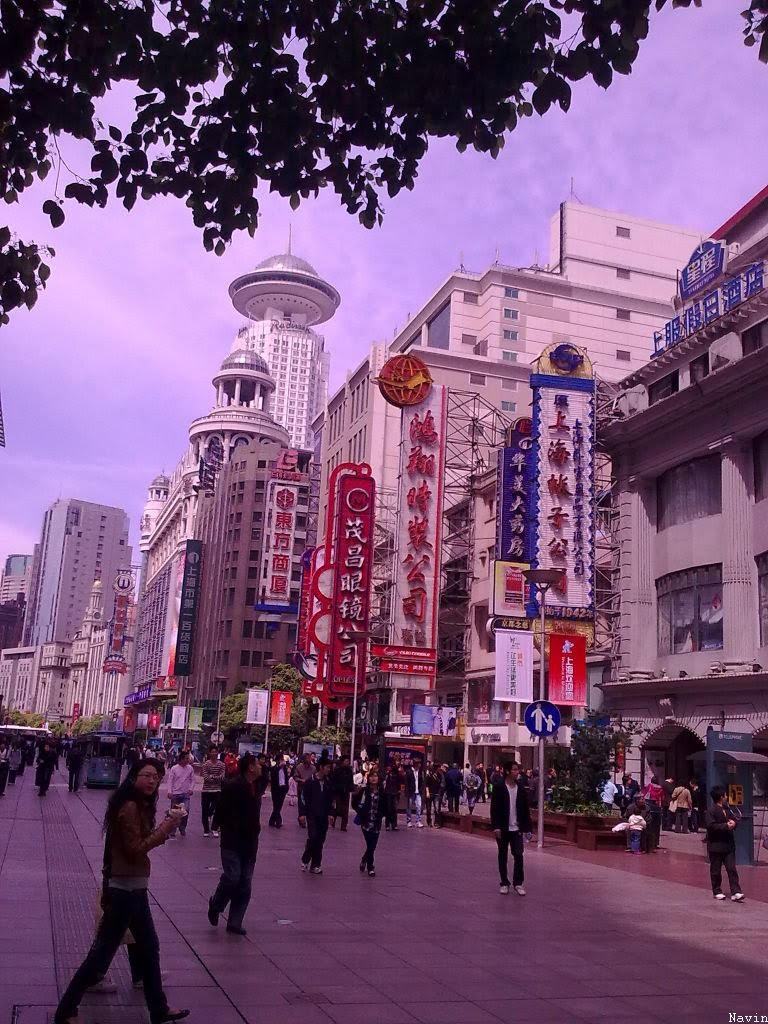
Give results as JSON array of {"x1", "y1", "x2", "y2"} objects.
[
  {"x1": 228, "y1": 253, "x2": 339, "y2": 449},
  {"x1": 0, "y1": 553, "x2": 33, "y2": 603}
]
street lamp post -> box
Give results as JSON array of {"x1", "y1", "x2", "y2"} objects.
[
  {"x1": 181, "y1": 682, "x2": 195, "y2": 750},
  {"x1": 344, "y1": 629, "x2": 370, "y2": 769},
  {"x1": 214, "y1": 676, "x2": 227, "y2": 743},
  {"x1": 263, "y1": 659, "x2": 279, "y2": 756},
  {"x1": 522, "y1": 567, "x2": 566, "y2": 850}
]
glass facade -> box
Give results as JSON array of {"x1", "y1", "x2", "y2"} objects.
[
  {"x1": 656, "y1": 564, "x2": 723, "y2": 655},
  {"x1": 657, "y1": 455, "x2": 721, "y2": 530}
]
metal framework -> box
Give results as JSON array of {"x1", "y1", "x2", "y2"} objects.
[{"x1": 593, "y1": 377, "x2": 624, "y2": 678}]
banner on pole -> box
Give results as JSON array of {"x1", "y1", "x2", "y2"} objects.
[
  {"x1": 494, "y1": 631, "x2": 534, "y2": 703},
  {"x1": 171, "y1": 705, "x2": 187, "y2": 730},
  {"x1": 548, "y1": 633, "x2": 587, "y2": 705},
  {"x1": 187, "y1": 707, "x2": 203, "y2": 732},
  {"x1": 245, "y1": 689, "x2": 268, "y2": 725},
  {"x1": 270, "y1": 690, "x2": 293, "y2": 726}
]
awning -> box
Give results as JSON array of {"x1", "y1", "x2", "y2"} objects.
[{"x1": 686, "y1": 750, "x2": 768, "y2": 765}]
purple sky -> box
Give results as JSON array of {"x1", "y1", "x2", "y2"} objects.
[{"x1": 1, "y1": 4, "x2": 766, "y2": 570}]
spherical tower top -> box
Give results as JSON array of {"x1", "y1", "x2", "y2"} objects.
[
  {"x1": 228, "y1": 250, "x2": 341, "y2": 325},
  {"x1": 219, "y1": 350, "x2": 271, "y2": 374}
]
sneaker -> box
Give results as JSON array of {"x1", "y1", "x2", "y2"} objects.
[
  {"x1": 89, "y1": 980, "x2": 118, "y2": 994},
  {"x1": 407, "y1": 822, "x2": 413, "y2": 829},
  {"x1": 513, "y1": 885, "x2": 526, "y2": 897},
  {"x1": 212, "y1": 830, "x2": 220, "y2": 837},
  {"x1": 360, "y1": 859, "x2": 366, "y2": 873},
  {"x1": 310, "y1": 866, "x2": 323, "y2": 874},
  {"x1": 368, "y1": 869, "x2": 376, "y2": 877},
  {"x1": 499, "y1": 885, "x2": 510, "y2": 895},
  {"x1": 301, "y1": 861, "x2": 310, "y2": 872},
  {"x1": 714, "y1": 892, "x2": 727, "y2": 900},
  {"x1": 203, "y1": 832, "x2": 210, "y2": 837},
  {"x1": 207, "y1": 899, "x2": 219, "y2": 927},
  {"x1": 416, "y1": 822, "x2": 424, "y2": 828},
  {"x1": 226, "y1": 925, "x2": 247, "y2": 936},
  {"x1": 731, "y1": 892, "x2": 745, "y2": 902}
]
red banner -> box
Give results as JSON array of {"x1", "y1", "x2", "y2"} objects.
[
  {"x1": 270, "y1": 690, "x2": 293, "y2": 726},
  {"x1": 328, "y1": 466, "x2": 376, "y2": 700},
  {"x1": 378, "y1": 659, "x2": 435, "y2": 677},
  {"x1": 72, "y1": 702, "x2": 81, "y2": 721},
  {"x1": 371, "y1": 644, "x2": 437, "y2": 663},
  {"x1": 548, "y1": 633, "x2": 587, "y2": 705}
]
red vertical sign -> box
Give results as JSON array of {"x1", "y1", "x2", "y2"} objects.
[{"x1": 548, "y1": 634, "x2": 587, "y2": 705}]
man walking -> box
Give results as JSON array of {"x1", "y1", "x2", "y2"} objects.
[
  {"x1": 405, "y1": 757, "x2": 426, "y2": 828},
  {"x1": 490, "y1": 762, "x2": 532, "y2": 896},
  {"x1": 294, "y1": 752, "x2": 316, "y2": 824},
  {"x1": 201, "y1": 746, "x2": 226, "y2": 837},
  {"x1": 299, "y1": 760, "x2": 334, "y2": 874},
  {"x1": 706, "y1": 786, "x2": 745, "y2": 903},
  {"x1": 445, "y1": 763, "x2": 463, "y2": 813},
  {"x1": 330, "y1": 755, "x2": 354, "y2": 831},
  {"x1": 269, "y1": 754, "x2": 290, "y2": 828},
  {"x1": 165, "y1": 750, "x2": 195, "y2": 836},
  {"x1": 208, "y1": 753, "x2": 263, "y2": 935},
  {"x1": 67, "y1": 744, "x2": 84, "y2": 793}
]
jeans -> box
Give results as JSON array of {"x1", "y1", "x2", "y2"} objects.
[
  {"x1": 269, "y1": 787, "x2": 288, "y2": 827},
  {"x1": 646, "y1": 806, "x2": 662, "y2": 850},
  {"x1": 55, "y1": 887, "x2": 168, "y2": 1024},
  {"x1": 629, "y1": 829, "x2": 642, "y2": 853},
  {"x1": 425, "y1": 795, "x2": 436, "y2": 826},
  {"x1": 467, "y1": 793, "x2": 478, "y2": 815},
  {"x1": 362, "y1": 828, "x2": 380, "y2": 871},
  {"x1": 690, "y1": 808, "x2": 700, "y2": 832},
  {"x1": 211, "y1": 847, "x2": 257, "y2": 929},
  {"x1": 331, "y1": 792, "x2": 350, "y2": 829},
  {"x1": 406, "y1": 793, "x2": 422, "y2": 825},
  {"x1": 169, "y1": 794, "x2": 190, "y2": 833},
  {"x1": 674, "y1": 808, "x2": 689, "y2": 833},
  {"x1": 302, "y1": 817, "x2": 329, "y2": 869},
  {"x1": 710, "y1": 849, "x2": 741, "y2": 896},
  {"x1": 496, "y1": 830, "x2": 525, "y2": 887},
  {"x1": 201, "y1": 792, "x2": 220, "y2": 833},
  {"x1": 384, "y1": 793, "x2": 398, "y2": 829},
  {"x1": 68, "y1": 765, "x2": 81, "y2": 792},
  {"x1": 447, "y1": 792, "x2": 460, "y2": 813}
]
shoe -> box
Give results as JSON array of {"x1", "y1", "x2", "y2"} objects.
[
  {"x1": 714, "y1": 892, "x2": 727, "y2": 900},
  {"x1": 416, "y1": 822, "x2": 424, "y2": 828},
  {"x1": 731, "y1": 893, "x2": 745, "y2": 902},
  {"x1": 226, "y1": 925, "x2": 247, "y2": 936},
  {"x1": 360, "y1": 859, "x2": 366, "y2": 873},
  {"x1": 499, "y1": 885, "x2": 510, "y2": 895},
  {"x1": 301, "y1": 861, "x2": 310, "y2": 872},
  {"x1": 407, "y1": 822, "x2": 413, "y2": 829},
  {"x1": 513, "y1": 885, "x2": 526, "y2": 896},
  {"x1": 368, "y1": 869, "x2": 376, "y2": 877},
  {"x1": 134, "y1": 971, "x2": 168, "y2": 989},
  {"x1": 89, "y1": 980, "x2": 118, "y2": 993},
  {"x1": 160, "y1": 1012, "x2": 190, "y2": 1023},
  {"x1": 391, "y1": 827, "x2": 398, "y2": 831},
  {"x1": 203, "y1": 831, "x2": 210, "y2": 837},
  {"x1": 212, "y1": 830, "x2": 220, "y2": 837},
  {"x1": 310, "y1": 866, "x2": 323, "y2": 874},
  {"x1": 207, "y1": 899, "x2": 219, "y2": 927}
]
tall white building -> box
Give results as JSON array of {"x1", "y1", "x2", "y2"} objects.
[
  {"x1": 0, "y1": 646, "x2": 40, "y2": 713},
  {"x1": 24, "y1": 499, "x2": 131, "y2": 646},
  {"x1": 0, "y1": 553, "x2": 33, "y2": 603},
  {"x1": 229, "y1": 253, "x2": 339, "y2": 449}
]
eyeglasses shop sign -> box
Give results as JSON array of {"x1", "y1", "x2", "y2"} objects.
[{"x1": 468, "y1": 725, "x2": 510, "y2": 746}]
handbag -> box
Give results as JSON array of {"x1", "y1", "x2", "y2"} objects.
[
  {"x1": 353, "y1": 813, "x2": 362, "y2": 826},
  {"x1": 669, "y1": 800, "x2": 678, "y2": 813}
]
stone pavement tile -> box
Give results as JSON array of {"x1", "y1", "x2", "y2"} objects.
[
  {"x1": 161, "y1": 986, "x2": 237, "y2": 1008},
  {"x1": 375, "y1": 976, "x2": 463, "y2": 1003},
  {"x1": 321, "y1": 1003, "x2": 417, "y2": 1024},
  {"x1": 548, "y1": 995, "x2": 656, "y2": 1020},
  {"x1": 311, "y1": 984, "x2": 391, "y2": 1005},
  {"x1": 405, "y1": 1000, "x2": 503, "y2": 1024},
  {"x1": 238, "y1": 1005, "x2": 333, "y2": 1024},
  {"x1": 476, "y1": 998, "x2": 590, "y2": 1023},
  {"x1": 281, "y1": 965, "x2": 367, "y2": 988},
  {"x1": 523, "y1": 976, "x2": 604, "y2": 1000}
]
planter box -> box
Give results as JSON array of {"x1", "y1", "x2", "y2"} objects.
[{"x1": 441, "y1": 809, "x2": 615, "y2": 846}]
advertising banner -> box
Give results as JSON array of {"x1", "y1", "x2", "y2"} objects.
[
  {"x1": 492, "y1": 561, "x2": 530, "y2": 617},
  {"x1": 410, "y1": 704, "x2": 458, "y2": 736},
  {"x1": 147, "y1": 712, "x2": 159, "y2": 730},
  {"x1": 171, "y1": 705, "x2": 187, "y2": 730},
  {"x1": 258, "y1": 481, "x2": 301, "y2": 611},
  {"x1": 548, "y1": 633, "x2": 587, "y2": 705},
  {"x1": 245, "y1": 688, "x2": 268, "y2": 725},
  {"x1": 124, "y1": 684, "x2": 153, "y2": 706},
  {"x1": 371, "y1": 644, "x2": 437, "y2": 663},
  {"x1": 173, "y1": 540, "x2": 203, "y2": 675},
  {"x1": 390, "y1": 385, "x2": 448, "y2": 687},
  {"x1": 496, "y1": 417, "x2": 537, "y2": 566},
  {"x1": 270, "y1": 690, "x2": 293, "y2": 727},
  {"x1": 123, "y1": 708, "x2": 136, "y2": 732},
  {"x1": 187, "y1": 707, "x2": 203, "y2": 732},
  {"x1": 494, "y1": 630, "x2": 534, "y2": 703}
]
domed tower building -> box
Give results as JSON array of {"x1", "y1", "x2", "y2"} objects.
[{"x1": 229, "y1": 251, "x2": 340, "y2": 449}]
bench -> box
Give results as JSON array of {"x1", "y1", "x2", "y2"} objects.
[{"x1": 576, "y1": 828, "x2": 627, "y2": 851}]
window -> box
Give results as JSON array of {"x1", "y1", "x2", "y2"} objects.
[
  {"x1": 504, "y1": 287, "x2": 519, "y2": 298},
  {"x1": 463, "y1": 292, "x2": 478, "y2": 304},
  {"x1": 657, "y1": 455, "x2": 721, "y2": 530},
  {"x1": 757, "y1": 553, "x2": 768, "y2": 645},
  {"x1": 502, "y1": 351, "x2": 517, "y2": 363},
  {"x1": 656, "y1": 565, "x2": 723, "y2": 654},
  {"x1": 616, "y1": 267, "x2": 631, "y2": 280},
  {"x1": 469, "y1": 373, "x2": 486, "y2": 385},
  {"x1": 743, "y1": 317, "x2": 768, "y2": 355},
  {"x1": 502, "y1": 378, "x2": 517, "y2": 390},
  {"x1": 502, "y1": 329, "x2": 518, "y2": 342},
  {"x1": 245, "y1": 588, "x2": 255, "y2": 605},
  {"x1": 503, "y1": 308, "x2": 519, "y2": 320},
  {"x1": 616, "y1": 308, "x2": 631, "y2": 321},
  {"x1": 240, "y1": 650, "x2": 250, "y2": 667},
  {"x1": 616, "y1": 349, "x2": 631, "y2": 362},
  {"x1": 473, "y1": 339, "x2": 488, "y2": 357},
  {"x1": 616, "y1": 225, "x2": 631, "y2": 238},
  {"x1": 242, "y1": 620, "x2": 253, "y2": 638},
  {"x1": 461, "y1": 333, "x2": 477, "y2": 346},
  {"x1": 427, "y1": 302, "x2": 451, "y2": 349},
  {"x1": 690, "y1": 353, "x2": 710, "y2": 383},
  {"x1": 501, "y1": 401, "x2": 516, "y2": 412},
  {"x1": 754, "y1": 432, "x2": 768, "y2": 501},
  {"x1": 648, "y1": 371, "x2": 679, "y2": 406}
]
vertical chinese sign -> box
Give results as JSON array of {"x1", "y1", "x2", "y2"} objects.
[
  {"x1": 327, "y1": 466, "x2": 376, "y2": 704},
  {"x1": 260, "y1": 483, "x2": 300, "y2": 610},
  {"x1": 389, "y1": 383, "x2": 448, "y2": 689},
  {"x1": 494, "y1": 416, "x2": 536, "y2": 617},
  {"x1": 548, "y1": 634, "x2": 587, "y2": 705},
  {"x1": 530, "y1": 344, "x2": 595, "y2": 621},
  {"x1": 103, "y1": 568, "x2": 135, "y2": 674},
  {"x1": 173, "y1": 540, "x2": 203, "y2": 675}
]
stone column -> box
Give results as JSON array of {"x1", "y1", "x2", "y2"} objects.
[
  {"x1": 234, "y1": 379, "x2": 242, "y2": 406},
  {"x1": 618, "y1": 477, "x2": 655, "y2": 671},
  {"x1": 216, "y1": 383, "x2": 224, "y2": 407},
  {"x1": 721, "y1": 444, "x2": 757, "y2": 659}
]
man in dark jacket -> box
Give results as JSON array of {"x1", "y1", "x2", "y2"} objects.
[
  {"x1": 330, "y1": 755, "x2": 354, "y2": 831},
  {"x1": 706, "y1": 786, "x2": 745, "y2": 902},
  {"x1": 208, "y1": 753, "x2": 263, "y2": 935},
  {"x1": 444, "y1": 763, "x2": 463, "y2": 813},
  {"x1": 299, "y1": 760, "x2": 334, "y2": 873},
  {"x1": 269, "y1": 754, "x2": 290, "y2": 828},
  {"x1": 490, "y1": 762, "x2": 533, "y2": 896},
  {"x1": 404, "y1": 757, "x2": 427, "y2": 828},
  {"x1": 67, "y1": 744, "x2": 84, "y2": 793}
]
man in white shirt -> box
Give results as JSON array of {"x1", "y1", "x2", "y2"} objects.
[
  {"x1": 490, "y1": 762, "x2": 532, "y2": 896},
  {"x1": 166, "y1": 749, "x2": 196, "y2": 836}
]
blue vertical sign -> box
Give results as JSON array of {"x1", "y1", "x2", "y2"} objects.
[{"x1": 496, "y1": 417, "x2": 537, "y2": 563}]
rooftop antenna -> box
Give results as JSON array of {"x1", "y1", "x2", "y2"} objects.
[
  {"x1": 493, "y1": 245, "x2": 500, "y2": 264},
  {"x1": 458, "y1": 250, "x2": 466, "y2": 272},
  {"x1": 569, "y1": 177, "x2": 584, "y2": 204}
]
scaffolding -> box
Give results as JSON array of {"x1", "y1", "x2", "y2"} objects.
[{"x1": 593, "y1": 377, "x2": 623, "y2": 677}]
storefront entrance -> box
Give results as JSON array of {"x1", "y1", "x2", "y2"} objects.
[{"x1": 642, "y1": 723, "x2": 705, "y2": 786}]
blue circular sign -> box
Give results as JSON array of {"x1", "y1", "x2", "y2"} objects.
[{"x1": 524, "y1": 700, "x2": 561, "y2": 737}]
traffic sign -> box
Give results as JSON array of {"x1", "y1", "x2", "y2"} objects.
[
  {"x1": 524, "y1": 700, "x2": 561, "y2": 737},
  {"x1": 211, "y1": 731, "x2": 224, "y2": 744}
]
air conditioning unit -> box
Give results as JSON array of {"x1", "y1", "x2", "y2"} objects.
[
  {"x1": 617, "y1": 386, "x2": 648, "y2": 417},
  {"x1": 710, "y1": 332, "x2": 741, "y2": 372}
]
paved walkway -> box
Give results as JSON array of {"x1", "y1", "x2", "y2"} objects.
[{"x1": 2, "y1": 766, "x2": 768, "y2": 1024}]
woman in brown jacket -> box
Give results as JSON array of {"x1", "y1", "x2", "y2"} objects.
[
  {"x1": 671, "y1": 782, "x2": 693, "y2": 833},
  {"x1": 54, "y1": 759, "x2": 189, "y2": 1024}
]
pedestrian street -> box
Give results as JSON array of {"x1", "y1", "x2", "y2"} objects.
[{"x1": 2, "y1": 769, "x2": 768, "y2": 1024}]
